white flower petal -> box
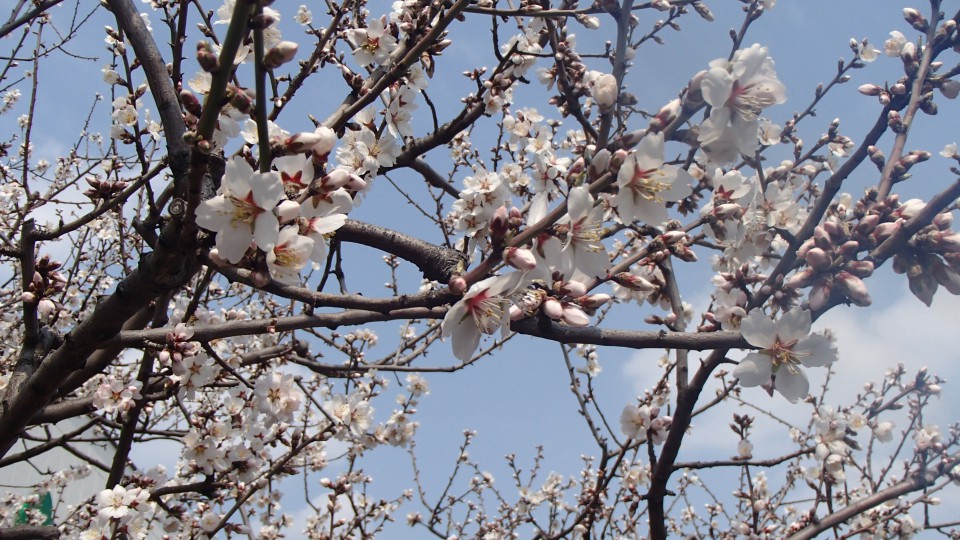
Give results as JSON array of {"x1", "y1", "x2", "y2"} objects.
[{"x1": 733, "y1": 352, "x2": 772, "y2": 387}]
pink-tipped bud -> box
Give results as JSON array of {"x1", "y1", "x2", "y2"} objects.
[
  {"x1": 932, "y1": 212, "x2": 953, "y2": 230},
  {"x1": 509, "y1": 305, "x2": 526, "y2": 321},
  {"x1": 612, "y1": 272, "x2": 655, "y2": 292},
  {"x1": 561, "y1": 303, "x2": 590, "y2": 327},
  {"x1": 808, "y1": 279, "x2": 833, "y2": 311},
  {"x1": 835, "y1": 271, "x2": 872, "y2": 306},
  {"x1": 854, "y1": 214, "x2": 880, "y2": 237},
  {"x1": 786, "y1": 268, "x2": 817, "y2": 289},
  {"x1": 557, "y1": 280, "x2": 587, "y2": 298},
  {"x1": 542, "y1": 297, "x2": 563, "y2": 320},
  {"x1": 872, "y1": 220, "x2": 902, "y2": 243},
  {"x1": 858, "y1": 84, "x2": 882, "y2": 96},
  {"x1": 932, "y1": 258, "x2": 960, "y2": 294},
  {"x1": 845, "y1": 259, "x2": 875, "y2": 278},
  {"x1": 714, "y1": 203, "x2": 743, "y2": 219},
  {"x1": 796, "y1": 238, "x2": 816, "y2": 259},
  {"x1": 263, "y1": 41, "x2": 299, "y2": 69},
  {"x1": 837, "y1": 240, "x2": 860, "y2": 257},
  {"x1": 589, "y1": 149, "x2": 611, "y2": 178},
  {"x1": 805, "y1": 247, "x2": 832, "y2": 271},
  {"x1": 448, "y1": 276, "x2": 467, "y2": 295},
  {"x1": 21, "y1": 291, "x2": 36, "y2": 303},
  {"x1": 505, "y1": 247, "x2": 537, "y2": 270},
  {"x1": 577, "y1": 293, "x2": 611, "y2": 310},
  {"x1": 312, "y1": 127, "x2": 337, "y2": 156},
  {"x1": 660, "y1": 230, "x2": 687, "y2": 245},
  {"x1": 813, "y1": 226, "x2": 834, "y2": 250},
  {"x1": 903, "y1": 7, "x2": 928, "y2": 31},
  {"x1": 936, "y1": 232, "x2": 960, "y2": 252},
  {"x1": 490, "y1": 206, "x2": 509, "y2": 242},
  {"x1": 285, "y1": 132, "x2": 323, "y2": 154}
]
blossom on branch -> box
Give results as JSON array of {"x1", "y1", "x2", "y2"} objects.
[
  {"x1": 733, "y1": 307, "x2": 837, "y2": 402},
  {"x1": 698, "y1": 44, "x2": 786, "y2": 163},
  {"x1": 195, "y1": 157, "x2": 285, "y2": 264},
  {"x1": 442, "y1": 272, "x2": 527, "y2": 361}
]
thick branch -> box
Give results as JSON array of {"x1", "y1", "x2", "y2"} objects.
[
  {"x1": 337, "y1": 220, "x2": 466, "y2": 282},
  {"x1": 0, "y1": 526, "x2": 60, "y2": 540},
  {"x1": 511, "y1": 319, "x2": 749, "y2": 351}
]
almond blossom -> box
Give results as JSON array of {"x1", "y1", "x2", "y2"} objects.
[
  {"x1": 733, "y1": 307, "x2": 838, "y2": 402},
  {"x1": 195, "y1": 156, "x2": 284, "y2": 263},
  {"x1": 699, "y1": 44, "x2": 787, "y2": 163},
  {"x1": 266, "y1": 226, "x2": 314, "y2": 283},
  {"x1": 616, "y1": 133, "x2": 692, "y2": 226},
  {"x1": 302, "y1": 187, "x2": 353, "y2": 262},
  {"x1": 441, "y1": 272, "x2": 527, "y2": 361},
  {"x1": 560, "y1": 186, "x2": 608, "y2": 279},
  {"x1": 347, "y1": 18, "x2": 397, "y2": 67}
]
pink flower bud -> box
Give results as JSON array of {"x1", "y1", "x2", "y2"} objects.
[
  {"x1": 714, "y1": 203, "x2": 743, "y2": 219},
  {"x1": 263, "y1": 41, "x2": 299, "y2": 69},
  {"x1": 285, "y1": 132, "x2": 323, "y2": 154},
  {"x1": 589, "y1": 149, "x2": 611, "y2": 177},
  {"x1": 37, "y1": 298, "x2": 56, "y2": 319},
  {"x1": 854, "y1": 214, "x2": 880, "y2": 236},
  {"x1": 593, "y1": 73, "x2": 618, "y2": 109},
  {"x1": 509, "y1": 305, "x2": 526, "y2": 321},
  {"x1": 836, "y1": 271, "x2": 871, "y2": 306},
  {"x1": 542, "y1": 297, "x2": 563, "y2": 320},
  {"x1": 872, "y1": 220, "x2": 901, "y2": 242},
  {"x1": 837, "y1": 240, "x2": 860, "y2": 257},
  {"x1": 577, "y1": 293, "x2": 611, "y2": 309},
  {"x1": 935, "y1": 232, "x2": 960, "y2": 252},
  {"x1": 932, "y1": 212, "x2": 953, "y2": 230},
  {"x1": 558, "y1": 280, "x2": 587, "y2": 298},
  {"x1": 813, "y1": 226, "x2": 834, "y2": 250},
  {"x1": 805, "y1": 247, "x2": 832, "y2": 271},
  {"x1": 786, "y1": 268, "x2": 817, "y2": 289},
  {"x1": 561, "y1": 303, "x2": 590, "y2": 327},
  {"x1": 808, "y1": 279, "x2": 833, "y2": 311},
  {"x1": 845, "y1": 259, "x2": 875, "y2": 278},
  {"x1": 21, "y1": 292, "x2": 36, "y2": 303},
  {"x1": 612, "y1": 272, "x2": 655, "y2": 292},
  {"x1": 660, "y1": 231, "x2": 687, "y2": 245},
  {"x1": 448, "y1": 276, "x2": 467, "y2": 295},
  {"x1": 312, "y1": 127, "x2": 337, "y2": 156},
  {"x1": 939, "y1": 79, "x2": 960, "y2": 99},
  {"x1": 931, "y1": 258, "x2": 960, "y2": 294},
  {"x1": 858, "y1": 84, "x2": 882, "y2": 96},
  {"x1": 505, "y1": 247, "x2": 537, "y2": 270}
]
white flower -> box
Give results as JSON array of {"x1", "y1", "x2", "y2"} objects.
[
  {"x1": 302, "y1": 188, "x2": 353, "y2": 262},
  {"x1": 914, "y1": 424, "x2": 941, "y2": 450},
  {"x1": 590, "y1": 72, "x2": 618, "y2": 109},
  {"x1": 884, "y1": 30, "x2": 907, "y2": 57},
  {"x1": 560, "y1": 186, "x2": 609, "y2": 278},
  {"x1": 441, "y1": 272, "x2": 526, "y2": 361},
  {"x1": 195, "y1": 157, "x2": 284, "y2": 263},
  {"x1": 699, "y1": 44, "x2": 787, "y2": 163},
  {"x1": 325, "y1": 393, "x2": 375, "y2": 438},
  {"x1": 616, "y1": 133, "x2": 691, "y2": 226},
  {"x1": 273, "y1": 154, "x2": 315, "y2": 191},
  {"x1": 940, "y1": 142, "x2": 958, "y2": 159},
  {"x1": 347, "y1": 18, "x2": 397, "y2": 67},
  {"x1": 294, "y1": 4, "x2": 312, "y2": 25},
  {"x1": 267, "y1": 226, "x2": 314, "y2": 283},
  {"x1": 620, "y1": 403, "x2": 654, "y2": 442},
  {"x1": 733, "y1": 307, "x2": 838, "y2": 402},
  {"x1": 254, "y1": 372, "x2": 303, "y2": 421},
  {"x1": 873, "y1": 421, "x2": 894, "y2": 442}
]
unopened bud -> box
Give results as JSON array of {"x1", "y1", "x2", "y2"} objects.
[
  {"x1": 903, "y1": 7, "x2": 928, "y2": 32},
  {"x1": 858, "y1": 83, "x2": 882, "y2": 96},
  {"x1": 835, "y1": 271, "x2": 872, "y2": 306},
  {"x1": 263, "y1": 41, "x2": 299, "y2": 70},
  {"x1": 612, "y1": 272, "x2": 655, "y2": 291},
  {"x1": 448, "y1": 276, "x2": 467, "y2": 295},
  {"x1": 577, "y1": 293, "x2": 612, "y2": 310},
  {"x1": 505, "y1": 247, "x2": 537, "y2": 270},
  {"x1": 284, "y1": 132, "x2": 323, "y2": 154},
  {"x1": 542, "y1": 297, "x2": 563, "y2": 320}
]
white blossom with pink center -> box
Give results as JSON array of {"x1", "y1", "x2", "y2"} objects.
[
  {"x1": 441, "y1": 272, "x2": 527, "y2": 361},
  {"x1": 195, "y1": 156, "x2": 285, "y2": 263},
  {"x1": 733, "y1": 307, "x2": 837, "y2": 402},
  {"x1": 698, "y1": 44, "x2": 787, "y2": 163},
  {"x1": 616, "y1": 133, "x2": 691, "y2": 226}
]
